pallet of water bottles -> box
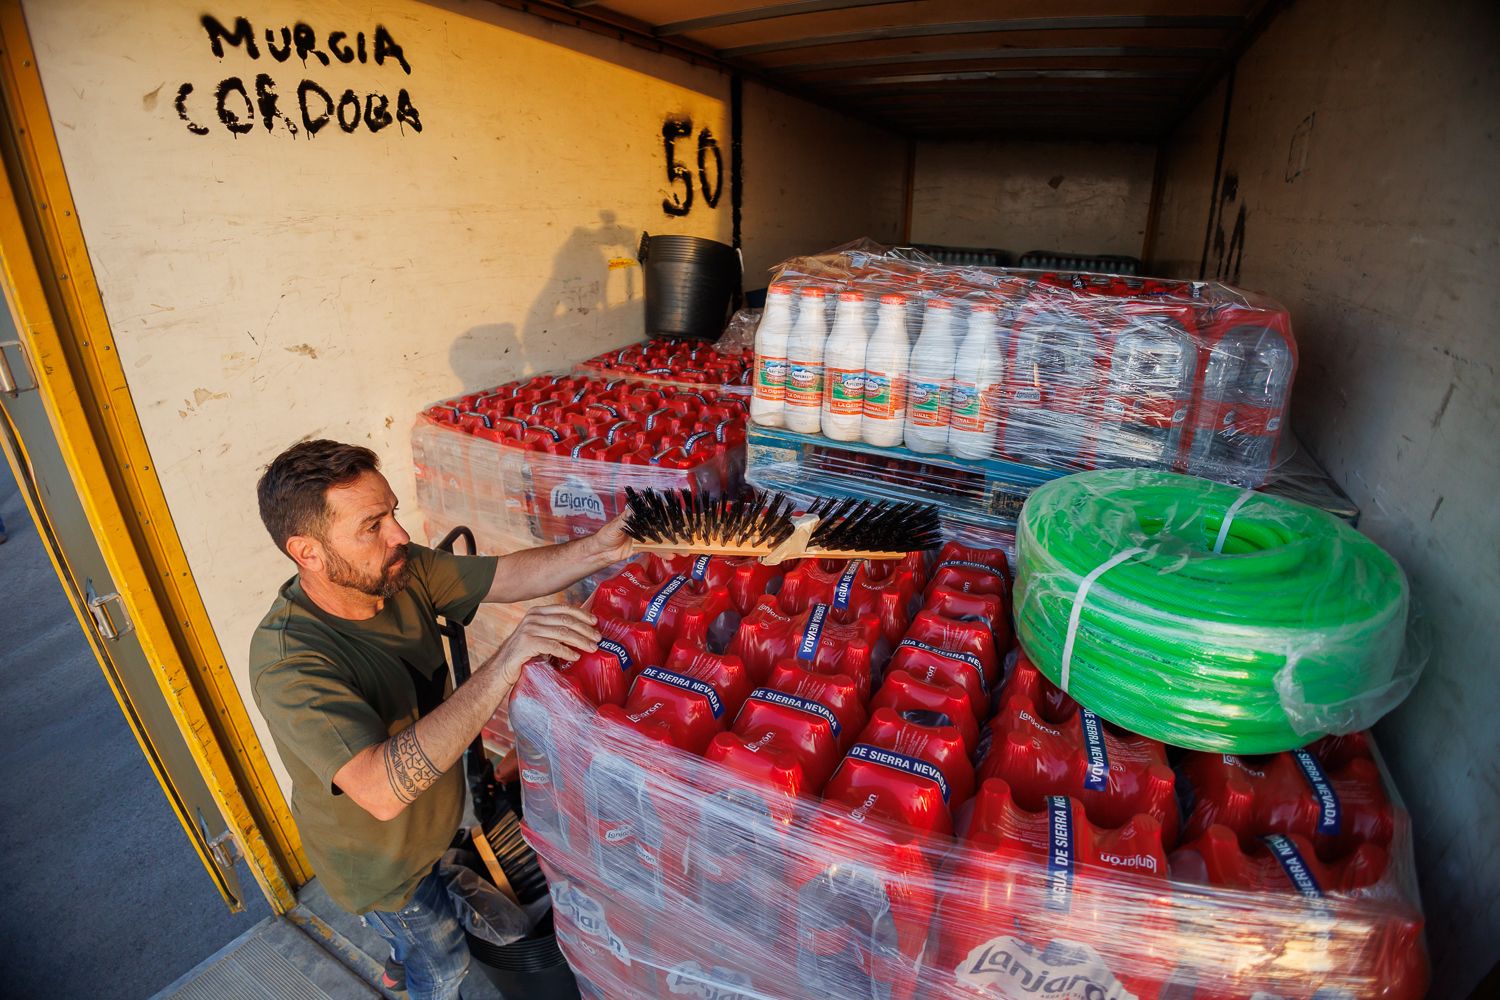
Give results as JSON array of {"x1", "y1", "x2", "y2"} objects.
[
  {"x1": 509, "y1": 542, "x2": 1428, "y2": 999},
  {"x1": 412, "y1": 372, "x2": 748, "y2": 549},
  {"x1": 750, "y1": 241, "x2": 1297, "y2": 489}
]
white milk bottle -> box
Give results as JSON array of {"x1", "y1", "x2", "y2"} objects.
[
  {"x1": 861, "y1": 292, "x2": 910, "y2": 447},
  {"x1": 821, "y1": 291, "x2": 870, "y2": 441},
  {"x1": 750, "y1": 283, "x2": 794, "y2": 428},
  {"x1": 783, "y1": 286, "x2": 828, "y2": 434},
  {"x1": 949, "y1": 301, "x2": 1004, "y2": 459},
  {"x1": 904, "y1": 298, "x2": 957, "y2": 453}
]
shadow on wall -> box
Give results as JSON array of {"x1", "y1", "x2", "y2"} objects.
[{"x1": 449, "y1": 210, "x2": 643, "y2": 388}]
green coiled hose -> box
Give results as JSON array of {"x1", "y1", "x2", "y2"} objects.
[{"x1": 1014, "y1": 470, "x2": 1412, "y2": 753}]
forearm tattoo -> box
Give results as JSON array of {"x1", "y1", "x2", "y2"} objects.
[{"x1": 384, "y1": 727, "x2": 442, "y2": 804}]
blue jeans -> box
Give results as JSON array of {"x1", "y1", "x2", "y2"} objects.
[{"x1": 363, "y1": 866, "x2": 471, "y2": 1000}]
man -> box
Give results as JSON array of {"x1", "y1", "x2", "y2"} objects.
[{"x1": 250, "y1": 439, "x2": 630, "y2": 999}]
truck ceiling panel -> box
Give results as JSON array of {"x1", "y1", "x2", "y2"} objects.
[
  {"x1": 777, "y1": 51, "x2": 1220, "y2": 81},
  {"x1": 746, "y1": 26, "x2": 1235, "y2": 67},
  {"x1": 672, "y1": 1, "x2": 1254, "y2": 50},
  {"x1": 557, "y1": 1, "x2": 1269, "y2": 141}
]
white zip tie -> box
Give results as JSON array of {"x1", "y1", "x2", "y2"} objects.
[
  {"x1": 1213, "y1": 489, "x2": 1257, "y2": 555},
  {"x1": 1059, "y1": 546, "x2": 1145, "y2": 693}
]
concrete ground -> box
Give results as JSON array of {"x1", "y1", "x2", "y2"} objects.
[{"x1": 0, "y1": 458, "x2": 270, "y2": 998}]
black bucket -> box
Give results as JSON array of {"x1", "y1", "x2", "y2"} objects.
[
  {"x1": 639, "y1": 232, "x2": 740, "y2": 341},
  {"x1": 466, "y1": 915, "x2": 580, "y2": 1000}
]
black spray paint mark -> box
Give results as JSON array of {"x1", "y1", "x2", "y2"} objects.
[
  {"x1": 179, "y1": 77, "x2": 420, "y2": 137},
  {"x1": 215, "y1": 77, "x2": 255, "y2": 135},
  {"x1": 697, "y1": 128, "x2": 722, "y2": 208},
  {"x1": 175, "y1": 83, "x2": 209, "y2": 134},
  {"x1": 253, "y1": 74, "x2": 298, "y2": 136},
  {"x1": 396, "y1": 90, "x2": 422, "y2": 132},
  {"x1": 659, "y1": 118, "x2": 725, "y2": 216},
  {"x1": 661, "y1": 119, "x2": 693, "y2": 217},
  {"x1": 185, "y1": 16, "x2": 417, "y2": 138},
  {"x1": 374, "y1": 26, "x2": 411, "y2": 75},
  {"x1": 298, "y1": 80, "x2": 335, "y2": 136},
  {"x1": 336, "y1": 90, "x2": 362, "y2": 132},
  {"x1": 265, "y1": 27, "x2": 292, "y2": 62},
  {"x1": 200, "y1": 16, "x2": 409, "y2": 74},
  {"x1": 202, "y1": 15, "x2": 258, "y2": 59},
  {"x1": 329, "y1": 31, "x2": 355, "y2": 64},
  {"x1": 364, "y1": 93, "x2": 392, "y2": 132},
  {"x1": 292, "y1": 23, "x2": 330, "y2": 66}
]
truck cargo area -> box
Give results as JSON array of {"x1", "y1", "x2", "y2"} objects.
[{"x1": 0, "y1": 0, "x2": 1494, "y2": 997}]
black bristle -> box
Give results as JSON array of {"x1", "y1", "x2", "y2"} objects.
[
  {"x1": 806, "y1": 496, "x2": 942, "y2": 552},
  {"x1": 756, "y1": 494, "x2": 793, "y2": 546},
  {"x1": 735, "y1": 493, "x2": 766, "y2": 544},
  {"x1": 684, "y1": 493, "x2": 698, "y2": 538},
  {"x1": 715, "y1": 494, "x2": 737, "y2": 543},
  {"x1": 623, "y1": 487, "x2": 939, "y2": 556}
]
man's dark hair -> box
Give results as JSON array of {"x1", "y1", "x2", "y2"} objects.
[{"x1": 257, "y1": 439, "x2": 380, "y2": 554}]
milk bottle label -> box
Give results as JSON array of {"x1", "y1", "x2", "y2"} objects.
[
  {"x1": 786, "y1": 364, "x2": 822, "y2": 408},
  {"x1": 910, "y1": 380, "x2": 950, "y2": 427},
  {"x1": 754, "y1": 356, "x2": 787, "y2": 402},
  {"x1": 825, "y1": 368, "x2": 865, "y2": 416},
  {"x1": 950, "y1": 381, "x2": 982, "y2": 431},
  {"x1": 863, "y1": 373, "x2": 906, "y2": 418}
]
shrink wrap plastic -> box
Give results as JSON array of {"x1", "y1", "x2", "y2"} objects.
[
  {"x1": 750, "y1": 241, "x2": 1297, "y2": 488},
  {"x1": 414, "y1": 372, "x2": 745, "y2": 549},
  {"x1": 574, "y1": 337, "x2": 754, "y2": 395},
  {"x1": 511, "y1": 665, "x2": 1427, "y2": 1000},
  {"x1": 508, "y1": 546, "x2": 1427, "y2": 1000}
]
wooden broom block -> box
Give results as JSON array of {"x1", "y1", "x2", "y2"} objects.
[{"x1": 470, "y1": 822, "x2": 521, "y2": 906}]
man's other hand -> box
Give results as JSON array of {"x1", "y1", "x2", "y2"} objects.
[{"x1": 492, "y1": 604, "x2": 601, "y2": 687}]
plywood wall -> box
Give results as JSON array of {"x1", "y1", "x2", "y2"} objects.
[
  {"x1": 909, "y1": 139, "x2": 1157, "y2": 258},
  {"x1": 740, "y1": 81, "x2": 905, "y2": 283},
  {"x1": 1149, "y1": 0, "x2": 1500, "y2": 991},
  {"x1": 21, "y1": 0, "x2": 903, "y2": 792}
]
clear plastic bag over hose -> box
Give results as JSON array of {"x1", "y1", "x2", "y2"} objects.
[{"x1": 1013, "y1": 469, "x2": 1423, "y2": 753}]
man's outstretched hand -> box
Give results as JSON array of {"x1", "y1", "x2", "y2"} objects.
[{"x1": 590, "y1": 512, "x2": 636, "y2": 566}]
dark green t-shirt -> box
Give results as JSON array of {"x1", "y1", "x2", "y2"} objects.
[{"x1": 250, "y1": 543, "x2": 499, "y2": 914}]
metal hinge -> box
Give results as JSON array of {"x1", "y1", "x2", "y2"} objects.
[
  {"x1": 0, "y1": 339, "x2": 37, "y2": 396},
  {"x1": 207, "y1": 827, "x2": 242, "y2": 870},
  {"x1": 84, "y1": 579, "x2": 134, "y2": 640}
]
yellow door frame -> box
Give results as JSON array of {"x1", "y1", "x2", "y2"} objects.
[{"x1": 0, "y1": 1, "x2": 307, "y2": 910}]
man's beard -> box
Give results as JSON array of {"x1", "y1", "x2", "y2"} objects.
[{"x1": 325, "y1": 545, "x2": 410, "y2": 599}]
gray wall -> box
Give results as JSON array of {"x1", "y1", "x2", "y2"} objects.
[
  {"x1": 1150, "y1": 0, "x2": 1500, "y2": 993},
  {"x1": 911, "y1": 140, "x2": 1156, "y2": 258}
]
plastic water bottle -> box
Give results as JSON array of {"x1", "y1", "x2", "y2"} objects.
[
  {"x1": 861, "y1": 292, "x2": 910, "y2": 447},
  {"x1": 821, "y1": 291, "x2": 870, "y2": 442},
  {"x1": 904, "y1": 298, "x2": 957, "y2": 453},
  {"x1": 750, "y1": 284, "x2": 794, "y2": 428},
  {"x1": 783, "y1": 287, "x2": 828, "y2": 435},
  {"x1": 949, "y1": 301, "x2": 1004, "y2": 460}
]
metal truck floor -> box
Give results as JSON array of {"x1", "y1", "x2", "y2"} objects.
[
  {"x1": 149, "y1": 914, "x2": 381, "y2": 1000},
  {"x1": 152, "y1": 878, "x2": 508, "y2": 1000}
]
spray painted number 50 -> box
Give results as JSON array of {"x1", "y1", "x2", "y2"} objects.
[{"x1": 661, "y1": 119, "x2": 722, "y2": 217}]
